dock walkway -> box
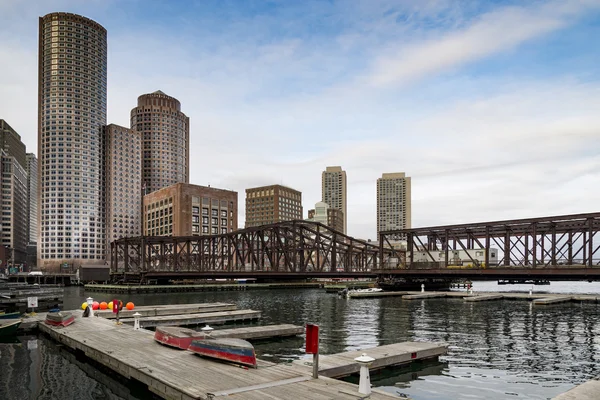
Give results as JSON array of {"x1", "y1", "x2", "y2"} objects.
[
  {"x1": 119, "y1": 309, "x2": 262, "y2": 328},
  {"x1": 38, "y1": 315, "x2": 398, "y2": 400}
]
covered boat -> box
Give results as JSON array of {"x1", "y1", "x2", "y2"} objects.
[
  {"x1": 154, "y1": 326, "x2": 204, "y2": 350},
  {"x1": 0, "y1": 319, "x2": 21, "y2": 337},
  {"x1": 189, "y1": 337, "x2": 257, "y2": 368},
  {"x1": 45, "y1": 311, "x2": 75, "y2": 327},
  {"x1": 0, "y1": 312, "x2": 21, "y2": 320}
]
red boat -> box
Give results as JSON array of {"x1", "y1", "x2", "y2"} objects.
[
  {"x1": 45, "y1": 311, "x2": 75, "y2": 327},
  {"x1": 189, "y1": 337, "x2": 257, "y2": 369},
  {"x1": 154, "y1": 326, "x2": 204, "y2": 350}
]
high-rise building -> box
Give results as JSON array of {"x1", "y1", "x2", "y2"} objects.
[
  {"x1": 38, "y1": 13, "x2": 107, "y2": 269},
  {"x1": 104, "y1": 124, "x2": 142, "y2": 259},
  {"x1": 245, "y1": 185, "x2": 302, "y2": 228},
  {"x1": 143, "y1": 183, "x2": 237, "y2": 236},
  {"x1": 307, "y1": 201, "x2": 344, "y2": 233},
  {"x1": 130, "y1": 90, "x2": 189, "y2": 194},
  {"x1": 26, "y1": 154, "x2": 38, "y2": 243},
  {"x1": 1, "y1": 152, "x2": 28, "y2": 265},
  {"x1": 0, "y1": 120, "x2": 27, "y2": 169},
  {"x1": 322, "y1": 166, "x2": 347, "y2": 234},
  {"x1": 377, "y1": 172, "x2": 411, "y2": 235}
]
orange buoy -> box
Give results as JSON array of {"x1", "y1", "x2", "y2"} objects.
[
  {"x1": 126, "y1": 302, "x2": 134, "y2": 310},
  {"x1": 99, "y1": 302, "x2": 108, "y2": 310},
  {"x1": 81, "y1": 302, "x2": 88, "y2": 310}
]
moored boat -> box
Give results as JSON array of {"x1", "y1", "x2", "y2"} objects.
[
  {"x1": 0, "y1": 312, "x2": 21, "y2": 320},
  {"x1": 154, "y1": 326, "x2": 204, "y2": 350},
  {"x1": 0, "y1": 319, "x2": 21, "y2": 337},
  {"x1": 189, "y1": 337, "x2": 257, "y2": 368},
  {"x1": 45, "y1": 311, "x2": 75, "y2": 327}
]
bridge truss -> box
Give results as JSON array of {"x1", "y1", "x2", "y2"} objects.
[
  {"x1": 111, "y1": 220, "x2": 382, "y2": 280},
  {"x1": 378, "y1": 212, "x2": 600, "y2": 270}
]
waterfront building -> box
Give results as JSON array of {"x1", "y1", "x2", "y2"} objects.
[
  {"x1": 1, "y1": 151, "x2": 28, "y2": 265},
  {"x1": 130, "y1": 90, "x2": 189, "y2": 194},
  {"x1": 26, "y1": 153, "x2": 38, "y2": 267},
  {"x1": 245, "y1": 184, "x2": 302, "y2": 228},
  {"x1": 307, "y1": 201, "x2": 344, "y2": 233},
  {"x1": 104, "y1": 124, "x2": 142, "y2": 259},
  {"x1": 322, "y1": 166, "x2": 347, "y2": 234},
  {"x1": 377, "y1": 172, "x2": 411, "y2": 235},
  {"x1": 0, "y1": 120, "x2": 27, "y2": 169},
  {"x1": 38, "y1": 12, "x2": 107, "y2": 269},
  {"x1": 143, "y1": 183, "x2": 237, "y2": 236}
]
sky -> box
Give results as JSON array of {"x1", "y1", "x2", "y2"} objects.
[{"x1": 0, "y1": 0, "x2": 599, "y2": 240}]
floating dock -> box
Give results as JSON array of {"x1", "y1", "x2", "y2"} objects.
[
  {"x1": 119, "y1": 309, "x2": 262, "y2": 328},
  {"x1": 347, "y1": 291, "x2": 407, "y2": 298},
  {"x1": 96, "y1": 303, "x2": 237, "y2": 319},
  {"x1": 38, "y1": 315, "x2": 401, "y2": 399},
  {"x1": 553, "y1": 376, "x2": 600, "y2": 400},
  {"x1": 402, "y1": 292, "x2": 448, "y2": 300},
  {"x1": 85, "y1": 282, "x2": 323, "y2": 294},
  {"x1": 533, "y1": 296, "x2": 573, "y2": 305},
  {"x1": 294, "y1": 341, "x2": 448, "y2": 379},
  {"x1": 463, "y1": 294, "x2": 505, "y2": 302}
]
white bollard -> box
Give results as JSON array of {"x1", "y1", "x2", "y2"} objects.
[
  {"x1": 86, "y1": 297, "x2": 94, "y2": 317},
  {"x1": 133, "y1": 312, "x2": 142, "y2": 330},
  {"x1": 354, "y1": 353, "x2": 375, "y2": 395},
  {"x1": 201, "y1": 324, "x2": 214, "y2": 338},
  {"x1": 529, "y1": 286, "x2": 533, "y2": 296},
  {"x1": 421, "y1": 284, "x2": 425, "y2": 293}
]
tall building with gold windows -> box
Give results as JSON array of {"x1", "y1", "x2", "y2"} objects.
[
  {"x1": 377, "y1": 172, "x2": 411, "y2": 235},
  {"x1": 322, "y1": 166, "x2": 347, "y2": 234},
  {"x1": 104, "y1": 124, "x2": 142, "y2": 260},
  {"x1": 38, "y1": 13, "x2": 107, "y2": 269},
  {"x1": 245, "y1": 185, "x2": 302, "y2": 228},
  {"x1": 130, "y1": 90, "x2": 189, "y2": 194}
]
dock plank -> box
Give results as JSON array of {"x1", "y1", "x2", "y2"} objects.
[
  {"x1": 210, "y1": 324, "x2": 303, "y2": 340},
  {"x1": 347, "y1": 291, "x2": 407, "y2": 298},
  {"x1": 402, "y1": 293, "x2": 448, "y2": 300},
  {"x1": 96, "y1": 302, "x2": 237, "y2": 319},
  {"x1": 533, "y1": 296, "x2": 573, "y2": 305},
  {"x1": 464, "y1": 294, "x2": 504, "y2": 302}
]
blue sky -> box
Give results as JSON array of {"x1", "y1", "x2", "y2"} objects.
[{"x1": 1, "y1": 0, "x2": 599, "y2": 239}]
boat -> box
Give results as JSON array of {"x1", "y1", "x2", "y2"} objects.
[
  {"x1": 0, "y1": 312, "x2": 21, "y2": 320},
  {"x1": 45, "y1": 311, "x2": 75, "y2": 327},
  {"x1": 354, "y1": 288, "x2": 383, "y2": 293},
  {"x1": 154, "y1": 326, "x2": 204, "y2": 350},
  {"x1": 0, "y1": 319, "x2": 21, "y2": 337},
  {"x1": 189, "y1": 337, "x2": 257, "y2": 368}
]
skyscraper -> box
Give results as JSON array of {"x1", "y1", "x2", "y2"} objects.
[
  {"x1": 26, "y1": 153, "x2": 38, "y2": 245},
  {"x1": 130, "y1": 90, "x2": 189, "y2": 194},
  {"x1": 1, "y1": 152, "x2": 28, "y2": 265},
  {"x1": 322, "y1": 166, "x2": 347, "y2": 234},
  {"x1": 104, "y1": 124, "x2": 142, "y2": 260},
  {"x1": 0, "y1": 120, "x2": 27, "y2": 169},
  {"x1": 38, "y1": 13, "x2": 107, "y2": 269},
  {"x1": 377, "y1": 172, "x2": 411, "y2": 235}
]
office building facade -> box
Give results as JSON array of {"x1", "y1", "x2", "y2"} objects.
[
  {"x1": 377, "y1": 172, "x2": 411, "y2": 235},
  {"x1": 245, "y1": 184, "x2": 302, "y2": 228},
  {"x1": 143, "y1": 183, "x2": 237, "y2": 236},
  {"x1": 104, "y1": 124, "x2": 142, "y2": 258},
  {"x1": 322, "y1": 166, "x2": 347, "y2": 234},
  {"x1": 26, "y1": 153, "x2": 38, "y2": 245},
  {"x1": 0, "y1": 120, "x2": 27, "y2": 170},
  {"x1": 130, "y1": 90, "x2": 189, "y2": 194},
  {"x1": 307, "y1": 201, "x2": 344, "y2": 233},
  {"x1": 38, "y1": 12, "x2": 107, "y2": 269},
  {"x1": 1, "y1": 152, "x2": 28, "y2": 265}
]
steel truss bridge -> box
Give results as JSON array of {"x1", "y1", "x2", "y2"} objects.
[
  {"x1": 111, "y1": 212, "x2": 600, "y2": 283},
  {"x1": 377, "y1": 212, "x2": 600, "y2": 282},
  {"x1": 111, "y1": 220, "x2": 381, "y2": 282}
]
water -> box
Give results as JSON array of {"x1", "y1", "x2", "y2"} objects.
[{"x1": 2, "y1": 282, "x2": 600, "y2": 399}]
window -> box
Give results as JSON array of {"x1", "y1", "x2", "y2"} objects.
[
  {"x1": 211, "y1": 209, "x2": 218, "y2": 216},
  {"x1": 192, "y1": 215, "x2": 199, "y2": 223},
  {"x1": 192, "y1": 225, "x2": 199, "y2": 233},
  {"x1": 221, "y1": 218, "x2": 227, "y2": 226},
  {"x1": 212, "y1": 217, "x2": 218, "y2": 225},
  {"x1": 192, "y1": 206, "x2": 199, "y2": 214},
  {"x1": 221, "y1": 210, "x2": 227, "y2": 217}
]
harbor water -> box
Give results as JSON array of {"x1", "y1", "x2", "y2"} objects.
[{"x1": 2, "y1": 281, "x2": 600, "y2": 399}]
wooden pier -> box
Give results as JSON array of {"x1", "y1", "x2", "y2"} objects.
[
  {"x1": 294, "y1": 341, "x2": 448, "y2": 378},
  {"x1": 209, "y1": 324, "x2": 303, "y2": 340},
  {"x1": 119, "y1": 309, "x2": 262, "y2": 328},
  {"x1": 533, "y1": 296, "x2": 574, "y2": 305},
  {"x1": 347, "y1": 291, "x2": 407, "y2": 298},
  {"x1": 402, "y1": 292, "x2": 448, "y2": 300},
  {"x1": 96, "y1": 303, "x2": 237, "y2": 319},
  {"x1": 553, "y1": 376, "x2": 600, "y2": 400},
  {"x1": 85, "y1": 282, "x2": 324, "y2": 294},
  {"x1": 38, "y1": 315, "x2": 401, "y2": 400},
  {"x1": 463, "y1": 294, "x2": 504, "y2": 302}
]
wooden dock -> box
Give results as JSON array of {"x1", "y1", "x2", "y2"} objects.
[
  {"x1": 85, "y1": 282, "x2": 323, "y2": 294},
  {"x1": 402, "y1": 292, "x2": 448, "y2": 300},
  {"x1": 533, "y1": 296, "x2": 573, "y2": 305},
  {"x1": 293, "y1": 341, "x2": 448, "y2": 378},
  {"x1": 210, "y1": 324, "x2": 303, "y2": 340},
  {"x1": 38, "y1": 315, "x2": 399, "y2": 399},
  {"x1": 553, "y1": 376, "x2": 600, "y2": 400},
  {"x1": 347, "y1": 291, "x2": 407, "y2": 298},
  {"x1": 96, "y1": 303, "x2": 237, "y2": 319},
  {"x1": 119, "y1": 309, "x2": 262, "y2": 328},
  {"x1": 464, "y1": 294, "x2": 504, "y2": 302}
]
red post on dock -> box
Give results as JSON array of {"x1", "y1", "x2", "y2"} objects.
[{"x1": 306, "y1": 324, "x2": 319, "y2": 379}]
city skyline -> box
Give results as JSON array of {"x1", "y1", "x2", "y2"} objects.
[{"x1": 1, "y1": 1, "x2": 599, "y2": 240}]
